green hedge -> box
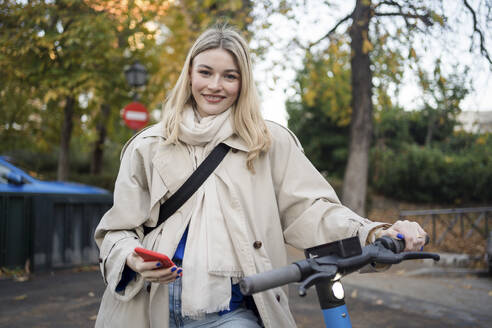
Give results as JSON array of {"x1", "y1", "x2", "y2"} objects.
[{"x1": 370, "y1": 142, "x2": 492, "y2": 203}]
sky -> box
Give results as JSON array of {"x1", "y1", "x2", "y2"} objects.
[{"x1": 253, "y1": 0, "x2": 492, "y2": 127}]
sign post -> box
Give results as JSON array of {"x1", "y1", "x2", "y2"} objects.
[{"x1": 122, "y1": 102, "x2": 149, "y2": 131}]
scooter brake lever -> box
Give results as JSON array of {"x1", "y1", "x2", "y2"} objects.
[
  {"x1": 298, "y1": 272, "x2": 336, "y2": 297},
  {"x1": 400, "y1": 252, "x2": 440, "y2": 261}
]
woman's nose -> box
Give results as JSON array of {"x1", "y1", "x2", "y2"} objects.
[{"x1": 207, "y1": 76, "x2": 221, "y2": 90}]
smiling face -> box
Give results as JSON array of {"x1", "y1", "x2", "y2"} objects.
[{"x1": 189, "y1": 48, "x2": 241, "y2": 117}]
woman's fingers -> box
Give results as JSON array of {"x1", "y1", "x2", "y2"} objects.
[
  {"x1": 140, "y1": 265, "x2": 182, "y2": 283},
  {"x1": 126, "y1": 252, "x2": 160, "y2": 273},
  {"x1": 126, "y1": 251, "x2": 183, "y2": 284},
  {"x1": 383, "y1": 220, "x2": 427, "y2": 251},
  {"x1": 134, "y1": 260, "x2": 164, "y2": 273}
]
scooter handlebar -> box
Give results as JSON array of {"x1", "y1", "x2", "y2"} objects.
[
  {"x1": 240, "y1": 237, "x2": 437, "y2": 296},
  {"x1": 240, "y1": 264, "x2": 302, "y2": 295}
]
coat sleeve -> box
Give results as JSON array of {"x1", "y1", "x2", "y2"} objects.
[
  {"x1": 267, "y1": 123, "x2": 387, "y2": 249},
  {"x1": 94, "y1": 136, "x2": 152, "y2": 301}
]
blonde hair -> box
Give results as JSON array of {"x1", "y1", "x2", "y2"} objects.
[{"x1": 161, "y1": 25, "x2": 271, "y2": 172}]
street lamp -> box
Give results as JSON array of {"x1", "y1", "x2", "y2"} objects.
[
  {"x1": 124, "y1": 61, "x2": 148, "y2": 88},
  {"x1": 122, "y1": 61, "x2": 150, "y2": 131}
]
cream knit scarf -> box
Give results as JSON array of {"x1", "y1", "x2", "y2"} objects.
[{"x1": 177, "y1": 105, "x2": 243, "y2": 318}]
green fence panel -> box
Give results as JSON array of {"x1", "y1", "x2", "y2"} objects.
[
  {"x1": 0, "y1": 194, "x2": 32, "y2": 269},
  {"x1": 0, "y1": 193, "x2": 112, "y2": 272}
]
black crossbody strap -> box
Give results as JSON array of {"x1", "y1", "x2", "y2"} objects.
[{"x1": 143, "y1": 142, "x2": 231, "y2": 235}]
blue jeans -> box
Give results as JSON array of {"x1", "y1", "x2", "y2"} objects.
[{"x1": 168, "y1": 277, "x2": 261, "y2": 328}]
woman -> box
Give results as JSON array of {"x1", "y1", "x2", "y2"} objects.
[{"x1": 94, "y1": 26, "x2": 427, "y2": 328}]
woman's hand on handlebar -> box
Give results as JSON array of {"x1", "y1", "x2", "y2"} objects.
[
  {"x1": 126, "y1": 252, "x2": 181, "y2": 284},
  {"x1": 381, "y1": 220, "x2": 427, "y2": 251}
]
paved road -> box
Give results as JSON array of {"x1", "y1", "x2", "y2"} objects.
[
  {"x1": 1, "y1": 248, "x2": 491, "y2": 327},
  {"x1": 0, "y1": 268, "x2": 102, "y2": 328}
]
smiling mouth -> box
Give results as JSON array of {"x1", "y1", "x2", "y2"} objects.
[{"x1": 203, "y1": 95, "x2": 225, "y2": 103}]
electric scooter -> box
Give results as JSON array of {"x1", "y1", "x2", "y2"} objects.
[{"x1": 240, "y1": 236, "x2": 440, "y2": 328}]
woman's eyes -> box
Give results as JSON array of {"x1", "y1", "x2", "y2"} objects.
[
  {"x1": 225, "y1": 74, "x2": 239, "y2": 80},
  {"x1": 197, "y1": 70, "x2": 239, "y2": 80}
]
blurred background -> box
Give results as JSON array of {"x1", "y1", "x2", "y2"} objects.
[
  {"x1": 0, "y1": 0, "x2": 491, "y2": 267},
  {"x1": 1, "y1": 2, "x2": 491, "y2": 327}
]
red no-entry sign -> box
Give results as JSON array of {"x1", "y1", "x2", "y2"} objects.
[{"x1": 122, "y1": 102, "x2": 149, "y2": 130}]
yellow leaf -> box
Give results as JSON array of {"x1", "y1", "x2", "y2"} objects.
[
  {"x1": 409, "y1": 48, "x2": 416, "y2": 59},
  {"x1": 304, "y1": 90, "x2": 316, "y2": 107},
  {"x1": 43, "y1": 90, "x2": 59, "y2": 103},
  {"x1": 476, "y1": 136, "x2": 486, "y2": 145},
  {"x1": 362, "y1": 39, "x2": 373, "y2": 54},
  {"x1": 14, "y1": 294, "x2": 27, "y2": 301}
]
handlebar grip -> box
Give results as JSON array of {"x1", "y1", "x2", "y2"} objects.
[
  {"x1": 380, "y1": 234, "x2": 431, "y2": 253},
  {"x1": 397, "y1": 234, "x2": 431, "y2": 251},
  {"x1": 239, "y1": 264, "x2": 301, "y2": 295},
  {"x1": 393, "y1": 238, "x2": 405, "y2": 253}
]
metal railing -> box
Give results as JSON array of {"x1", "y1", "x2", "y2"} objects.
[{"x1": 399, "y1": 207, "x2": 492, "y2": 246}]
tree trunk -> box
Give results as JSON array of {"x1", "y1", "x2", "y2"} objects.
[
  {"x1": 342, "y1": 0, "x2": 373, "y2": 216},
  {"x1": 425, "y1": 109, "x2": 435, "y2": 147},
  {"x1": 57, "y1": 96, "x2": 75, "y2": 181},
  {"x1": 90, "y1": 103, "x2": 110, "y2": 175}
]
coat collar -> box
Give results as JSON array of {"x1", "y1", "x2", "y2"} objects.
[
  {"x1": 152, "y1": 142, "x2": 193, "y2": 195},
  {"x1": 148, "y1": 125, "x2": 248, "y2": 195},
  {"x1": 142, "y1": 122, "x2": 249, "y2": 153},
  {"x1": 222, "y1": 134, "x2": 249, "y2": 153}
]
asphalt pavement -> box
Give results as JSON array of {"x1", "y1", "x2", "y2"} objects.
[{"x1": 1, "y1": 247, "x2": 491, "y2": 328}]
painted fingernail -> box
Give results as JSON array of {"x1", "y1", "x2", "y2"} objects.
[
  {"x1": 420, "y1": 246, "x2": 424, "y2": 251},
  {"x1": 397, "y1": 233, "x2": 405, "y2": 240},
  {"x1": 177, "y1": 269, "x2": 182, "y2": 274},
  {"x1": 156, "y1": 262, "x2": 162, "y2": 267},
  {"x1": 171, "y1": 267, "x2": 177, "y2": 272}
]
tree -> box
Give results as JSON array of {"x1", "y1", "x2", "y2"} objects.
[
  {"x1": 302, "y1": 0, "x2": 492, "y2": 215},
  {"x1": 416, "y1": 61, "x2": 470, "y2": 146},
  {"x1": 287, "y1": 35, "x2": 352, "y2": 177},
  {"x1": 82, "y1": 0, "x2": 170, "y2": 175},
  {"x1": 0, "y1": 0, "x2": 123, "y2": 180},
  {"x1": 0, "y1": 0, "x2": 257, "y2": 182}
]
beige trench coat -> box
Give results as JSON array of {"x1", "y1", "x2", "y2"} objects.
[{"x1": 94, "y1": 121, "x2": 386, "y2": 328}]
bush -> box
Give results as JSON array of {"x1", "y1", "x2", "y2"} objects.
[
  {"x1": 287, "y1": 101, "x2": 349, "y2": 178},
  {"x1": 370, "y1": 141, "x2": 492, "y2": 203},
  {"x1": 68, "y1": 172, "x2": 116, "y2": 192}
]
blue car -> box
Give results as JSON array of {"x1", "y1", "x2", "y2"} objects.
[{"x1": 0, "y1": 156, "x2": 110, "y2": 195}]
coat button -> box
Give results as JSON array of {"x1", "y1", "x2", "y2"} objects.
[
  {"x1": 231, "y1": 148, "x2": 238, "y2": 153},
  {"x1": 253, "y1": 241, "x2": 262, "y2": 249},
  {"x1": 276, "y1": 294, "x2": 281, "y2": 302},
  {"x1": 98, "y1": 258, "x2": 103, "y2": 263}
]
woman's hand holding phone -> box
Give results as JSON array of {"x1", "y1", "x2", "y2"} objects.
[{"x1": 126, "y1": 248, "x2": 183, "y2": 284}]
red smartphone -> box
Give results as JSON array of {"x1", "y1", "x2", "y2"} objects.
[{"x1": 134, "y1": 247, "x2": 175, "y2": 268}]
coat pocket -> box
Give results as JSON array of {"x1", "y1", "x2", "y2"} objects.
[{"x1": 96, "y1": 286, "x2": 150, "y2": 328}]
